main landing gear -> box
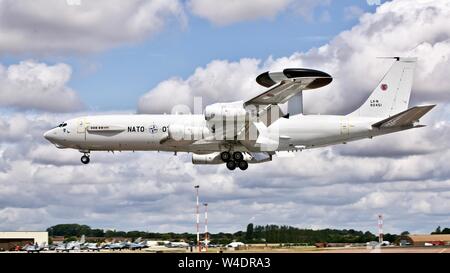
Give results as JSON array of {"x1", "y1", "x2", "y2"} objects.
[
  {"x1": 221, "y1": 151, "x2": 248, "y2": 171},
  {"x1": 80, "y1": 153, "x2": 90, "y2": 164}
]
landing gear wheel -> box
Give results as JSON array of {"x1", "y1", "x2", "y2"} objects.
[
  {"x1": 226, "y1": 161, "x2": 236, "y2": 170},
  {"x1": 81, "y1": 155, "x2": 90, "y2": 164},
  {"x1": 238, "y1": 160, "x2": 248, "y2": 171},
  {"x1": 220, "y1": 151, "x2": 231, "y2": 162},
  {"x1": 233, "y1": 151, "x2": 244, "y2": 161}
]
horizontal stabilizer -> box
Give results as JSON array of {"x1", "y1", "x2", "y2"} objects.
[{"x1": 372, "y1": 105, "x2": 436, "y2": 129}]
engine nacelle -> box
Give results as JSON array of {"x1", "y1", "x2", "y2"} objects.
[
  {"x1": 244, "y1": 152, "x2": 272, "y2": 163},
  {"x1": 168, "y1": 124, "x2": 211, "y2": 141},
  {"x1": 204, "y1": 101, "x2": 247, "y2": 121},
  {"x1": 192, "y1": 152, "x2": 223, "y2": 165}
]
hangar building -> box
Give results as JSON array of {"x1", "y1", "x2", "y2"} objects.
[
  {"x1": 0, "y1": 232, "x2": 48, "y2": 251},
  {"x1": 405, "y1": 234, "x2": 450, "y2": 246}
]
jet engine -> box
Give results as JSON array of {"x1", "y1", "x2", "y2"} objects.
[
  {"x1": 192, "y1": 152, "x2": 223, "y2": 164},
  {"x1": 243, "y1": 152, "x2": 272, "y2": 163},
  {"x1": 168, "y1": 124, "x2": 211, "y2": 141},
  {"x1": 204, "y1": 101, "x2": 247, "y2": 121}
]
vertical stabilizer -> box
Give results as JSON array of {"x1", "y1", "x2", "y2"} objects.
[{"x1": 349, "y1": 57, "x2": 417, "y2": 118}]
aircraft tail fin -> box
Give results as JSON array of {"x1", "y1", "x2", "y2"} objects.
[
  {"x1": 372, "y1": 104, "x2": 435, "y2": 129},
  {"x1": 349, "y1": 57, "x2": 417, "y2": 118}
]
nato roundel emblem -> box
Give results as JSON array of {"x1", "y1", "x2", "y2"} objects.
[
  {"x1": 149, "y1": 125, "x2": 158, "y2": 134},
  {"x1": 380, "y1": 83, "x2": 388, "y2": 91}
]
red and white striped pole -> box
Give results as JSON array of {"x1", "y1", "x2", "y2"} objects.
[
  {"x1": 204, "y1": 203, "x2": 208, "y2": 252},
  {"x1": 195, "y1": 185, "x2": 200, "y2": 252},
  {"x1": 378, "y1": 214, "x2": 383, "y2": 244}
]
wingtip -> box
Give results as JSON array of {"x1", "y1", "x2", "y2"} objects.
[
  {"x1": 414, "y1": 104, "x2": 437, "y2": 109},
  {"x1": 256, "y1": 71, "x2": 276, "y2": 87},
  {"x1": 377, "y1": 56, "x2": 418, "y2": 62}
]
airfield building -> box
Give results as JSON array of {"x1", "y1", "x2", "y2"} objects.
[
  {"x1": 0, "y1": 232, "x2": 48, "y2": 251},
  {"x1": 405, "y1": 234, "x2": 450, "y2": 246}
]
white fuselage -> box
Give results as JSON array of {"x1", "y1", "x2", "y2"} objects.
[
  {"x1": 43, "y1": 113, "x2": 403, "y2": 153},
  {"x1": 43, "y1": 58, "x2": 428, "y2": 170}
]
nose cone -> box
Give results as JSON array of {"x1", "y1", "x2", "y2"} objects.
[{"x1": 44, "y1": 129, "x2": 55, "y2": 142}]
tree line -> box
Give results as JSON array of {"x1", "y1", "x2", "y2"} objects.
[
  {"x1": 245, "y1": 224, "x2": 380, "y2": 244},
  {"x1": 431, "y1": 226, "x2": 450, "y2": 234},
  {"x1": 47, "y1": 223, "x2": 448, "y2": 244},
  {"x1": 47, "y1": 224, "x2": 197, "y2": 242}
]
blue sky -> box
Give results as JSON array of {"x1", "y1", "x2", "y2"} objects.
[
  {"x1": 75, "y1": 0, "x2": 377, "y2": 111},
  {"x1": 2, "y1": 0, "x2": 380, "y2": 111}
]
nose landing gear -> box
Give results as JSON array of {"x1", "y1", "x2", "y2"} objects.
[{"x1": 81, "y1": 154, "x2": 90, "y2": 164}]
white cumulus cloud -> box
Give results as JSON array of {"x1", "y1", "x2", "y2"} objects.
[
  {"x1": 0, "y1": 0, "x2": 186, "y2": 54},
  {"x1": 0, "y1": 60, "x2": 82, "y2": 112}
]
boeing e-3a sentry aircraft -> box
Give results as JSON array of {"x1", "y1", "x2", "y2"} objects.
[{"x1": 44, "y1": 57, "x2": 435, "y2": 171}]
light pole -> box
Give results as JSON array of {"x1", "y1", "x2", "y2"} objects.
[
  {"x1": 204, "y1": 203, "x2": 208, "y2": 252},
  {"x1": 378, "y1": 214, "x2": 383, "y2": 244},
  {"x1": 195, "y1": 185, "x2": 200, "y2": 252}
]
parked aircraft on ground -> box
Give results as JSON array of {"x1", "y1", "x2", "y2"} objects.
[
  {"x1": 227, "y1": 242, "x2": 246, "y2": 248},
  {"x1": 103, "y1": 241, "x2": 127, "y2": 250},
  {"x1": 83, "y1": 242, "x2": 100, "y2": 252},
  {"x1": 23, "y1": 242, "x2": 47, "y2": 253},
  {"x1": 165, "y1": 241, "x2": 190, "y2": 248},
  {"x1": 44, "y1": 58, "x2": 435, "y2": 171},
  {"x1": 55, "y1": 235, "x2": 86, "y2": 252},
  {"x1": 125, "y1": 237, "x2": 148, "y2": 250}
]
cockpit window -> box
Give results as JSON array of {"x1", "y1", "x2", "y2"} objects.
[{"x1": 55, "y1": 122, "x2": 67, "y2": 128}]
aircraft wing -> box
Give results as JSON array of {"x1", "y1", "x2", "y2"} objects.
[
  {"x1": 372, "y1": 105, "x2": 436, "y2": 129},
  {"x1": 210, "y1": 68, "x2": 332, "y2": 144},
  {"x1": 245, "y1": 79, "x2": 311, "y2": 106}
]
